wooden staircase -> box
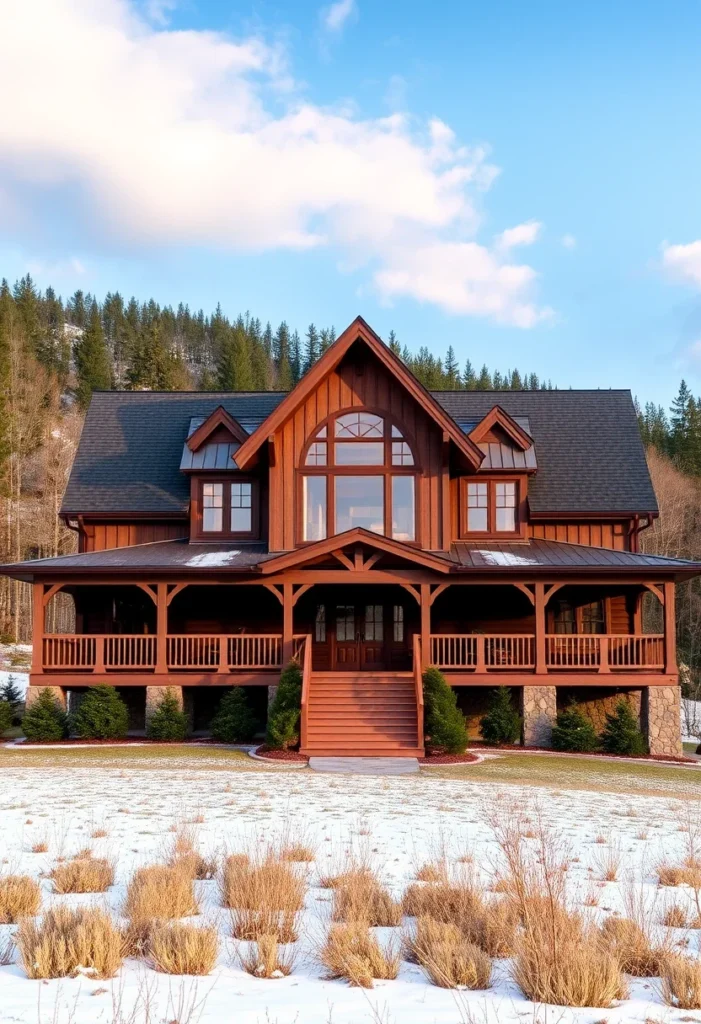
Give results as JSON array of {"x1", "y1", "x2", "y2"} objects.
[{"x1": 301, "y1": 672, "x2": 423, "y2": 757}]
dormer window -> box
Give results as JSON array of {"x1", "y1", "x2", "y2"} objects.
[
  {"x1": 462, "y1": 477, "x2": 522, "y2": 538},
  {"x1": 300, "y1": 412, "x2": 417, "y2": 543},
  {"x1": 197, "y1": 478, "x2": 257, "y2": 539}
]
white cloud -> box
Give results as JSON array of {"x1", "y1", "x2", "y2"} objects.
[
  {"x1": 495, "y1": 221, "x2": 541, "y2": 251},
  {"x1": 26, "y1": 257, "x2": 87, "y2": 278},
  {"x1": 0, "y1": 0, "x2": 550, "y2": 327},
  {"x1": 321, "y1": 0, "x2": 356, "y2": 34},
  {"x1": 145, "y1": 0, "x2": 177, "y2": 26},
  {"x1": 662, "y1": 240, "x2": 701, "y2": 289},
  {"x1": 561, "y1": 233, "x2": 576, "y2": 249}
]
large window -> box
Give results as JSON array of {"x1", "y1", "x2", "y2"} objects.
[
  {"x1": 462, "y1": 478, "x2": 520, "y2": 537},
  {"x1": 199, "y1": 479, "x2": 256, "y2": 537},
  {"x1": 554, "y1": 599, "x2": 606, "y2": 634},
  {"x1": 300, "y1": 412, "x2": 417, "y2": 543}
]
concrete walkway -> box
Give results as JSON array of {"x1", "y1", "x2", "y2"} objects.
[{"x1": 308, "y1": 756, "x2": 420, "y2": 775}]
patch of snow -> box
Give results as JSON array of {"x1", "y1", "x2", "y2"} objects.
[
  {"x1": 0, "y1": 669, "x2": 29, "y2": 697},
  {"x1": 185, "y1": 550, "x2": 242, "y2": 567},
  {"x1": 473, "y1": 549, "x2": 538, "y2": 566},
  {"x1": 682, "y1": 697, "x2": 701, "y2": 743}
]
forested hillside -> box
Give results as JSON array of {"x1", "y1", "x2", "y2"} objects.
[{"x1": 1, "y1": 274, "x2": 700, "y2": 690}]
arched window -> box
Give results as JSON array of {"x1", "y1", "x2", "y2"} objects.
[{"x1": 300, "y1": 412, "x2": 417, "y2": 543}]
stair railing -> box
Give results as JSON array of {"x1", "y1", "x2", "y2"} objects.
[
  {"x1": 299, "y1": 634, "x2": 312, "y2": 753},
  {"x1": 413, "y1": 633, "x2": 424, "y2": 753}
]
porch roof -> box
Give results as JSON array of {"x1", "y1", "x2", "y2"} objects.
[{"x1": 2, "y1": 535, "x2": 700, "y2": 582}]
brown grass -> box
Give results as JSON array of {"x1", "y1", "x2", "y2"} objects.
[
  {"x1": 319, "y1": 922, "x2": 400, "y2": 988},
  {"x1": 408, "y1": 917, "x2": 492, "y2": 989},
  {"x1": 280, "y1": 844, "x2": 315, "y2": 863},
  {"x1": 0, "y1": 934, "x2": 15, "y2": 967},
  {"x1": 415, "y1": 862, "x2": 446, "y2": 883},
  {"x1": 0, "y1": 875, "x2": 41, "y2": 923},
  {"x1": 601, "y1": 916, "x2": 669, "y2": 977},
  {"x1": 124, "y1": 864, "x2": 198, "y2": 922},
  {"x1": 147, "y1": 922, "x2": 218, "y2": 975},
  {"x1": 165, "y1": 828, "x2": 216, "y2": 881},
  {"x1": 592, "y1": 840, "x2": 623, "y2": 883},
  {"x1": 662, "y1": 903, "x2": 689, "y2": 929},
  {"x1": 221, "y1": 854, "x2": 305, "y2": 942},
  {"x1": 401, "y1": 877, "x2": 517, "y2": 957},
  {"x1": 50, "y1": 857, "x2": 114, "y2": 894},
  {"x1": 17, "y1": 907, "x2": 124, "y2": 980},
  {"x1": 332, "y1": 870, "x2": 402, "y2": 927},
  {"x1": 31, "y1": 841, "x2": 49, "y2": 854},
  {"x1": 239, "y1": 934, "x2": 296, "y2": 978},
  {"x1": 661, "y1": 954, "x2": 701, "y2": 1009}
]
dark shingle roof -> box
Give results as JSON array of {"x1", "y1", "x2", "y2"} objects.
[
  {"x1": 433, "y1": 391, "x2": 657, "y2": 515},
  {"x1": 448, "y1": 538, "x2": 691, "y2": 572},
  {"x1": 62, "y1": 388, "x2": 657, "y2": 517}
]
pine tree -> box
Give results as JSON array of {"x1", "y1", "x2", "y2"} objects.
[
  {"x1": 422, "y1": 667, "x2": 468, "y2": 753},
  {"x1": 0, "y1": 700, "x2": 11, "y2": 735},
  {"x1": 274, "y1": 322, "x2": 293, "y2": 390},
  {"x1": 600, "y1": 699, "x2": 646, "y2": 756},
  {"x1": 463, "y1": 359, "x2": 477, "y2": 390},
  {"x1": 388, "y1": 330, "x2": 401, "y2": 357},
  {"x1": 670, "y1": 379, "x2": 692, "y2": 463},
  {"x1": 266, "y1": 661, "x2": 302, "y2": 749},
  {"x1": 0, "y1": 674, "x2": 23, "y2": 715},
  {"x1": 551, "y1": 702, "x2": 598, "y2": 752},
  {"x1": 479, "y1": 688, "x2": 521, "y2": 744},
  {"x1": 477, "y1": 364, "x2": 492, "y2": 390},
  {"x1": 290, "y1": 329, "x2": 302, "y2": 383},
  {"x1": 22, "y1": 689, "x2": 69, "y2": 741},
  {"x1": 74, "y1": 300, "x2": 112, "y2": 408},
  {"x1": 146, "y1": 688, "x2": 188, "y2": 741},
  {"x1": 304, "y1": 323, "x2": 320, "y2": 372},
  {"x1": 73, "y1": 685, "x2": 129, "y2": 740},
  {"x1": 210, "y1": 688, "x2": 257, "y2": 742},
  {"x1": 444, "y1": 346, "x2": 460, "y2": 389}
]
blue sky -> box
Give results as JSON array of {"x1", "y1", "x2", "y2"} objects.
[{"x1": 1, "y1": 0, "x2": 701, "y2": 406}]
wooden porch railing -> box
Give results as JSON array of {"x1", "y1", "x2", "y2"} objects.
[
  {"x1": 430, "y1": 633, "x2": 665, "y2": 673},
  {"x1": 42, "y1": 634, "x2": 284, "y2": 672},
  {"x1": 299, "y1": 635, "x2": 312, "y2": 752},
  {"x1": 413, "y1": 633, "x2": 424, "y2": 752}
]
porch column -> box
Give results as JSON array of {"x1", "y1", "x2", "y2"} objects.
[
  {"x1": 643, "y1": 685, "x2": 682, "y2": 756},
  {"x1": 522, "y1": 685, "x2": 557, "y2": 747},
  {"x1": 534, "y1": 582, "x2": 546, "y2": 675},
  {"x1": 420, "y1": 583, "x2": 431, "y2": 669},
  {"x1": 155, "y1": 583, "x2": 168, "y2": 674},
  {"x1": 663, "y1": 581, "x2": 677, "y2": 676},
  {"x1": 31, "y1": 582, "x2": 45, "y2": 675},
  {"x1": 282, "y1": 582, "x2": 294, "y2": 666}
]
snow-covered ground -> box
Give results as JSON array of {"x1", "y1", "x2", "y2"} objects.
[
  {"x1": 1, "y1": 757, "x2": 700, "y2": 1024},
  {"x1": 0, "y1": 643, "x2": 31, "y2": 698}
]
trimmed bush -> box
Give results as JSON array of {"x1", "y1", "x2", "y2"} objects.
[
  {"x1": 72, "y1": 685, "x2": 129, "y2": 740},
  {"x1": 423, "y1": 667, "x2": 467, "y2": 754},
  {"x1": 479, "y1": 687, "x2": 521, "y2": 745},
  {"x1": 600, "y1": 699, "x2": 647, "y2": 756},
  {"x1": 551, "y1": 701, "x2": 599, "y2": 753},
  {"x1": 22, "y1": 689, "x2": 68, "y2": 742},
  {"x1": 211, "y1": 688, "x2": 257, "y2": 743},
  {"x1": 266, "y1": 661, "x2": 302, "y2": 750},
  {"x1": 0, "y1": 700, "x2": 12, "y2": 735},
  {"x1": 146, "y1": 688, "x2": 188, "y2": 742}
]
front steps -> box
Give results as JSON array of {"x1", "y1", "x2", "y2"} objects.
[
  {"x1": 309, "y1": 757, "x2": 420, "y2": 774},
  {"x1": 302, "y1": 672, "x2": 422, "y2": 757}
]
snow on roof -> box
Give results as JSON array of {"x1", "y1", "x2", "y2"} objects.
[
  {"x1": 185, "y1": 550, "x2": 244, "y2": 568},
  {"x1": 472, "y1": 549, "x2": 539, "y2": 567}
]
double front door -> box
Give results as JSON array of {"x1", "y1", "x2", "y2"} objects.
[{"x1": 334, "y1": 603, "x2": 385, "y2": 669}]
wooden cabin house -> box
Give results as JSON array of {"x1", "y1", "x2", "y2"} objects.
[{"x1": 2, "y1": 317, "x2": 698, "y2": 756}]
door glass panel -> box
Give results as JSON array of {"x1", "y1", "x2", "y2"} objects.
[
  {"x1": 336, "y1": 606, "x2": 355, "y2": 642},
  {"x1": 391, "y1": 476, "x2": 415, "y2": 540},
  {"x1": 303, "y1": 476, "x2": 327, "y2": 541},
  {"x1": 393, "y1": 605, "x2": 404, "y2": 642},
  {"x1": 334, "y1": 441, "x2": 384, "y2": 465},
  {"x1": 315, "y1": 604, "x2": 326, "y2": 642},
  {"x1": 364, "y1": 605, "x2": 383, "y2": 641},
  {"x1": 335, "y1": 476, "x2": 384, "y2": 534}
]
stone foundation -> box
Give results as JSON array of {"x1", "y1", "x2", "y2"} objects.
[
  {"x1": 557, "y1": 686, "x2": 642, "y2": 733},
  {"x1": 25, "y1": 685, "x2": 67, "y2": 709},
  {"x1": 642, "y1": 685, "x2": 682, "y2": 756},
  {"x1": 267, "y1": 684, "x2": 278, "y2": 709},
  {"x1": 522, "y1": 685, "x2": 557, "y2": 747},
  {"x1": 145, "y1": 685, "x2": 184, "y2": 729}
]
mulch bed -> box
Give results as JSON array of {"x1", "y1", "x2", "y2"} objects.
[
  {"x1": 419, "y1": 751, "x2": 480, "y2": 765},
  {"x1": 471, "y1": 742, "x2": 697, "y2": 765},
  {"x1": 253, "y1": 745, "x2": 309, "y2": 762}
]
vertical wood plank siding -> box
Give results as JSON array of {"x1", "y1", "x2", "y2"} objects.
[
  {"x1": 81, "y1": 521, "x2": 188, "y2": 552},
  {"x1": 527, "y1": 521, "x2": 629, "y2": 550}
]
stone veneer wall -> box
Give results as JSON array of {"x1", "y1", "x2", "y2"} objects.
[
  {"x1": 522, "y1": 686, "x2": 557, "y2": 747},
  {"x1": 557, "y1": 686, "x2": 642, "y2": 733},
  {"x1": 642, "y1": 685, "x2": 682, "y2": 756}
]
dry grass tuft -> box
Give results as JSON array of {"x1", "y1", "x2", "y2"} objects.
[
  {"x1": 31, "y1": 841, "x2": 49, "y2": 854},
  {"x1": 147, "y1": 921, "x2": 218, "y2": 975},
  {"x1": 407, "y1": 916, "x2": 492, "y2": 989},
  {"x1": 124, "y1": 864, "x2": 198, "y2": 922},
  {"x1": 661, "y1": 954, "x2": 701, "y2": 1009},
  {"x1": 0, "y1": 875, "x2": 41, "y2": 923},
  {"x1": 280, "y1": 844, "x2": 315, "y2": 863},
  {"x1": 657, "y1": 861, "x2": 688, "y2": 887},
  {"x1": 221, "y1": 853, "x2": 305, "y2": 943},
  {"x1": 17, "y1": 906, "x2": 124, "y2": 980},
  {"x1": 332, "y1": 870, "x2": 402, "y2": 927},
  {"x1": 319, "y1": 922, "x2": 400, "y2": 988},
  {"x1": 401, "y1": 877, "x2": 516, "y2": 957},
  {"x1": 0, "y1": 934, "x2": 15, "y2": 967},
  {"x1": 50, "y1": 857, "x2": 114, "y2": 894},
  {"x1": 240, "y1": 934, "x2": 296, "y2": 978},
  {"x1": 592, "y1": 840, "x2": 623, "y2": 883},
  {"x1": 165, "y1": 828, "x2": 216, "y2": 881},
  {"x1": 662, "y1": 903, "x2": 689, "y2": 929},
  {"x1": 415, "y1": 862, "x2": 446, "y2": 883},
  {"x1": 601, "y1": 916, "x2": 669, "y2": 977}
]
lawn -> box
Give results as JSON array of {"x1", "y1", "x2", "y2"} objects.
[{"x1": 2, "y1": 746, "x2": 701, "y2": 1024}]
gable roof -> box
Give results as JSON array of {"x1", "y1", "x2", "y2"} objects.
[
  {"x1": 233, "y1": 316, "x2": 484, "y2": 471},
  {"x1": 259, "y1": 528, "x2": 453, "y2": 574},
  {"x1": 468, "y1": 405, "x2": 533, "y2": 450},
  {"x1": 187, "y1": 406, "x2": 249, "y2": 450}
]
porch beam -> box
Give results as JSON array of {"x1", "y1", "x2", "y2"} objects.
[
  {"x1": 643, "y1": 582, "x2": 665, "y2": 606},
  {"x1": 429, "y1": 583, "x2": 450, "y2": 606},
  {"x1": 166, "y1": 582, "x2": 189, "y2": 607},
  {"x1": 155, "y1": 582, "x2": 168, "y2": 674},
  {"x1": 42, "y1": 583, "x2": 65, "y2": 607},
  {"x1": 262, "y1": 583, "x2": 284, "y2": 604},
  {"x1": 331, "y1": 549, "x2": 355, "y2": 571},
  {"x1": 399, "y1": 583, "x2": 421, "y2": 604},
  {"x1": 512, "y1": 582, "x2": 535, "y2": 606},
  {"x1": 291, "y1": 584, "x2": 312, "y2": 606}
]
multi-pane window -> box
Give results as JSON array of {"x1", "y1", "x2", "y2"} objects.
[
  {"x1": 315, "y1": 604, "x2": 326, "y2": 643},
  {"x1": 336, "y1": 605, "x2": 355, "y2": 642},
  {"x1": 335, "y1": 412, "x2": 384, "y2": 438},
  {"x1": 467, "y1": 482, "x2": 488, "y2": 532},
  {"x1": 335, "y1": 476, "x2": 384, "y2": 534},
  {"x1": 364, "y1": 604, "x2": 383, "y2": 641},
  {"x1": 230, "y1": 482, "x2": 252, "y2": 532},
  {"x1": 393, "y1": 604, "x2": 404, "y2": 642},
  {"x1": 306, "y1": 442, "x2": 327, "y2": 466},
  {"x1": 495, "y1": 482, "x2": 516, "y2": 532},
  {"x1": 553, "y1": 600, "x2": 575, "y2": 634},
  {"x1": 391, "y1": 441, "x2": 414, "y2": 465},
  {"x1": 202, "y1": 483, "x2": 223, "y2": 532},
  {"x1": 554, "y1": 599, "x2": 606, "y2": 634},
  {"x1": 581, "y1": 600, "x2": 605, "y2": 634}
]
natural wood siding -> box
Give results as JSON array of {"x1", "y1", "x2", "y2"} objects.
[
  {"x1": 528, "y1": 520, "x2": 630, "y2": 550},
  {"x1": 609, "y1": 594, "x2": 632, "y2": 633},
  {"x1": 80, "y1": 521, "x2": 188, "y2": 552},
  {"x1": 269, "y1": 350, "x2": 446, "y2": 551}
]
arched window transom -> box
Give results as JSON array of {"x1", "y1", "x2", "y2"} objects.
[{"x1": 300, "y1": 412, "x2": 417, "y2": 543}]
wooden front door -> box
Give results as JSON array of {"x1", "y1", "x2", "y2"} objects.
[{"x1": 333, "y1": 603, "x2": 386, "y2": 669}]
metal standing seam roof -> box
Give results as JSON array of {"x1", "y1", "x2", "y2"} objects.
[{"x1": 61, "y1": 388, "x2": 658, "y2": 517}]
